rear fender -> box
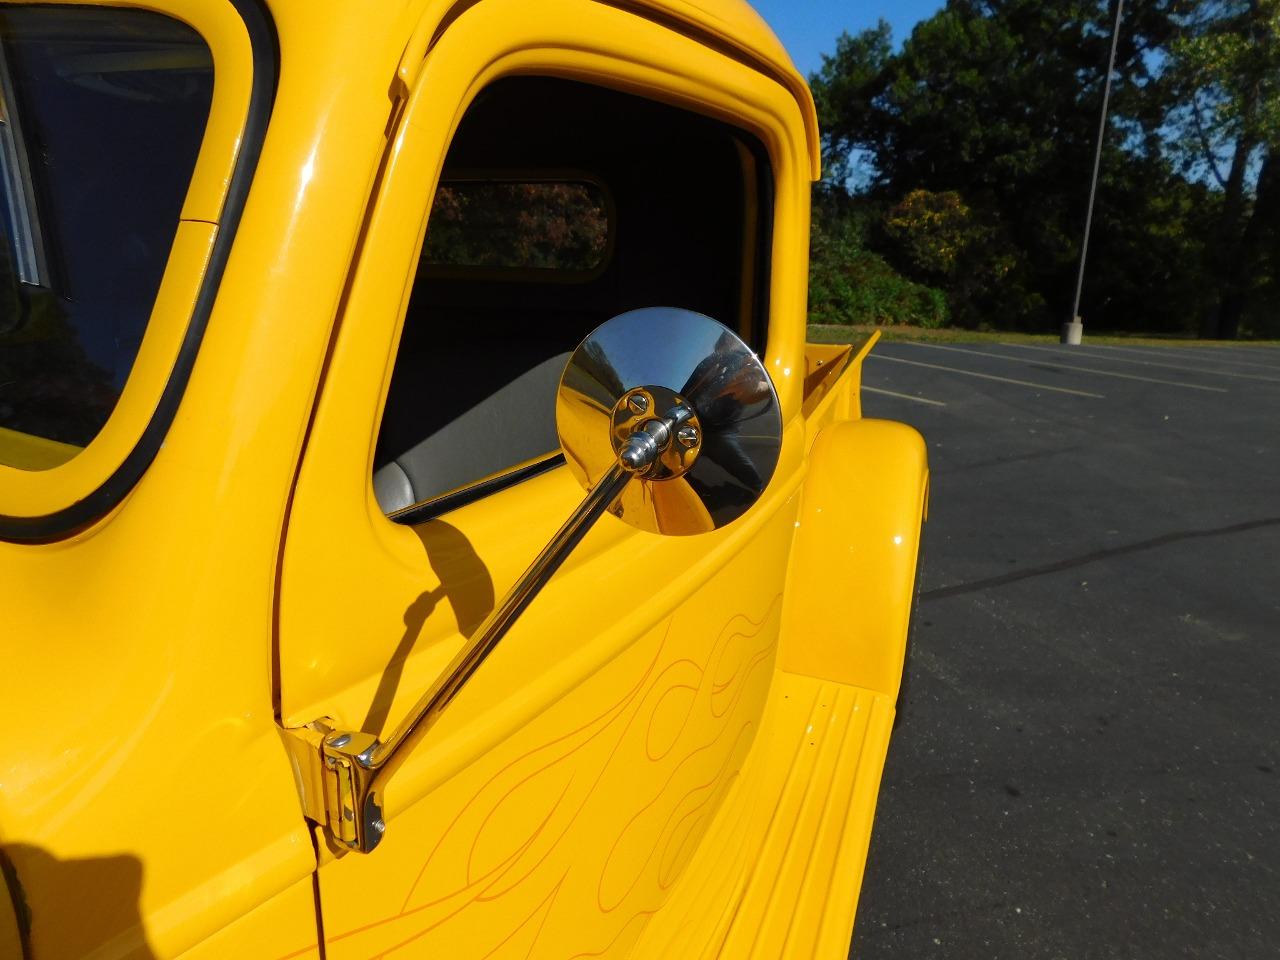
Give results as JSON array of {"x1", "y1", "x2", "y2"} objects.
[{"x1": 779, "y1": 418, "x2": 929, "y2": 701}]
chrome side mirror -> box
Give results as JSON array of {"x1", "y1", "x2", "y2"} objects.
[
  {"x1": 558, "y1": 307, "x2": 781, "y2": 534},
  {"x1": 309, "y1": 308, "x2": 780, "y2": 854}
]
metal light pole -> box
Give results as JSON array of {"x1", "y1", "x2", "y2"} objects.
[{"x1": 1064, "y1": 0, "x2": 1125, "y2": 345}]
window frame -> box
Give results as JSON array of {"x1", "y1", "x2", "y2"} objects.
[{"x1": 0, "y1": 0, "x2": 277, "y2": 542}]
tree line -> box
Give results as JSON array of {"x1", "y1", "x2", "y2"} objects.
[{"x1": 808, "y1": 0, "x2": 1279, "y2": 339}]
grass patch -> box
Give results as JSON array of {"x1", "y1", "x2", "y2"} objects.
[{"x1": 807, "y1": 324, "x2": 1280, "y2": 349}]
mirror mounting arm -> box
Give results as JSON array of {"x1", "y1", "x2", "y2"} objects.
[
  {"x1": 288, "y1": 307, "x2": 780, "y2": 856},
  {"x1": 313, "y1": 431, "x2": 664, "y2": 855}
]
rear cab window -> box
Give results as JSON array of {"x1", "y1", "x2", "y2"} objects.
[{"x1": 422, "y1": 176, "x2": 611, "y2": 277}]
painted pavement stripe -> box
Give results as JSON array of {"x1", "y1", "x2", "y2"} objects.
[
  {"x1": 867, "y1": 354, "x2": 1106, "y2": 398},
  {"x1": 862, "y1": 385, "x2": 948, "y2": 407},
  {"x1": 1087, "y1": 342, "x2": 1280, "y2": 372},
  {"x1": 896, "y1": 342, "x2": 1229, "y2": 393},
  {"x1": 1003, "y1": 343, "x2": 1280, "y2": 383}
]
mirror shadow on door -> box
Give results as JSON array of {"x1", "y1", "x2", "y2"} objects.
[{"x1": 361, "y1": 520, "x2": 496, "y2": 735}]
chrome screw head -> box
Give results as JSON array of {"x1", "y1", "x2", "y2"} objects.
[
  {"x1": 327, "y1": 733, "x2": 351, "y2": 748},
  {"x1": 626, "y1": 392, "x2": 650, "y2": 415},
  {"x1": 676, "y1": 425, "x2": 700, "y2": 448}
]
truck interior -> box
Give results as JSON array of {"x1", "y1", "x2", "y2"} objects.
[{"x1": 372, "y1": 75, "x2": 774, "y2": 516}]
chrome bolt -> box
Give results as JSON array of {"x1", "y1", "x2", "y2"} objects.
[
  {"x1": 372, "y1": 819, "x2": 386, "y2": 834},
  {"x1": 676, "y1": 425, "x2": 700, "y2": 448},
  {"x1": 620, "y1": 432, "x2": 659, "y2": 472},
  {"x1": 327, "y1": 733, "x2": 351, "y2": 748},
  {"x1": 626, "y1": 392, "x2": 650, "y2": 415}
]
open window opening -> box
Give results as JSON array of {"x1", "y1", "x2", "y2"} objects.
[{"x1": 374, "y1": 76, "x2": 774, "y2": 519}]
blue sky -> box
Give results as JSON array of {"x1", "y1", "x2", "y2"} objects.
[{"x1": 748, "y1": 0, "x2": 946, "y2": 78}]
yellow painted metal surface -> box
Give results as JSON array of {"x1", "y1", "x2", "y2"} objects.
[
  {"x1": 173, "y1": 876, "x2": 320, "y2": 960},
  {"x1": 781, "y1": 418, "x2": 930, "y2": 701},
  {"x1": 802, "y1": 332, "x2": 880, "y2": 445},
  {"x1": 282, "y1": 521, "x2": 796, "y2": 958},
  {"x1": 632, "y1": 671, "x2": 895, "y2": 958},
  {"x1": 0, "y1": 1, "x2": 925, "y2": 957},
  {"x1": 0, "y1": 0, "x2": 415, "y2": 954}
]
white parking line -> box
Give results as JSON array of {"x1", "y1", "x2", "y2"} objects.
[
  {"x1": 863, "y1": 385, "x2": 948, "y2": 407},
  {"x1": 897, "y1": 342, "x2": 1228, "y2": 393},
  {"x1": 998, "y1": 343, "x2": 1280, "y2": 384},
  {"x1": 868, "y1": 354, "x2": 1106, "y2": 398},
  {"x1": 1088, "y1": 343, "x2": 1280, "y2": 373}
]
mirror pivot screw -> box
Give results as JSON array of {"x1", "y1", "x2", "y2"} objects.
[
  {"x1": 620, "y1": 432, "x2": 659, "y2": 471},
  {"x1": 626, "y1": 392, "x2": 649, "y2": 414},
  {"x1": 676, "y1": 426, "x2": 700, "y2": 448}
]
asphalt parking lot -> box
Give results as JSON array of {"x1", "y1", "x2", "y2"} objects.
[{"x1": 846, "y1": 341, "x2": 1280, "y2": 960}]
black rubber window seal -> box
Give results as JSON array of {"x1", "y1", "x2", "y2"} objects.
[{"x1": 0, "y1": 0, "x2": 279, "y2": 543}]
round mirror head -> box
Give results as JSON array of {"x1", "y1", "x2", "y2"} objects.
[{"x1": 557, "y1": 307, "x2": 782, "y2": 535}]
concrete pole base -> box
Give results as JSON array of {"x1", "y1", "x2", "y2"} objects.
[{"x1": 1061, "y1": 318, "x2": 1084, "y2": 345}]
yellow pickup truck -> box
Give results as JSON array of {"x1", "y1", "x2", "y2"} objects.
[{"x1": 0, "y1": 1, "x2": 928, "y2": 957}]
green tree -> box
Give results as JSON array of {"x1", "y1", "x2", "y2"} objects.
[
  {"x1": 809, "y1": 21, "x2": 894, "y2": 188},
  {"x1": 808, "y1": 206, "x2": 948, "y2": 328},
  {"x1": 810, "y1": 1, "x2": 1231, "y2": 335},
  {"x1": 1163, "y1": 0, "x2": 1280, "y2": 337},
  {"x1": 882, "y1": 188, "x2": 1032, "y2": 327}
]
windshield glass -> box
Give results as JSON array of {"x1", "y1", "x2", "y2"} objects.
[{"x1": 0, "y1": 7, "x2": 213, "y2": 465}]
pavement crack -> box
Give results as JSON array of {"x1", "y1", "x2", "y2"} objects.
[{"x1": 921, "y1": 515, "x2": 1280, "y2": 603}]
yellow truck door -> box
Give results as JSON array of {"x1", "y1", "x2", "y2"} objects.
[{"x1": 272, "y1": 0, "x2": 818, "y2": 955}]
